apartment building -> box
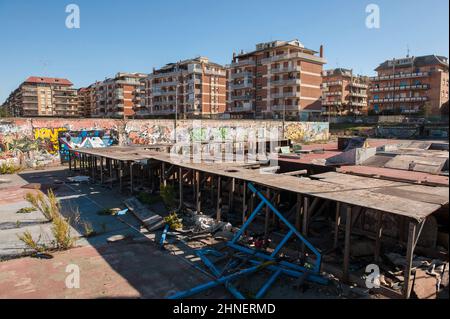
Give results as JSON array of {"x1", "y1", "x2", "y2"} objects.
[
  {"x1": 2, "y1": 76, "x2": 78, "y2": 117},
  {"x1": 369, "y1": 55, "x2": 449, "y2": 115},
  {"x1": 142, "y1": 57, "x2": 227, "y2": 118},
  {"x1": 227, "y1": 40, "x2": 326, "y2": 120},
  {"x1": 91, "y1": 73, "x2": 147, "y2": 118},
  {"x1": 322, "y1": 68, "x2": 369, "y2": 116},
  {"x1": 77, "y1": 85, "x2": 95, "y2": 117}
]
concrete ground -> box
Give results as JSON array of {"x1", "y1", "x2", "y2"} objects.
[
  {"x1": 0, "y1": 167, "x2": 140, "y2": 259},
  {"x1": 0, "y1": 240, "x2": 226, "y2": 299},
  {"x1": 0, "y1": 166, "x2": 229, "y2": 299}
]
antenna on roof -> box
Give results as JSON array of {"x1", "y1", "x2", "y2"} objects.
[{"x1": 406, "y1": 44, "x2": 410, "y2": 58}]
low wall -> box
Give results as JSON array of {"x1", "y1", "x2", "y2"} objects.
[{"x1": 0, "y1": 118, "x2": 329, "y2": 168}]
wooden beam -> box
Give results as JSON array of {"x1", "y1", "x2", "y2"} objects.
[
  {"x1": 282, "y1": 169, "x2": 308, "y2": 176},
  {"x1": 242, "y1": 181, "x2": 247, "y2": 225},
  {"x1": 264, "y1": 188, "x2": 271, "y2": 239},
  {"x1": 301, "y1": 196, "x2": 309, "y2": 255},
  {"x1": 216, "y1": 176, "x2": 222, "y2": 221},
  {"x1": 295, "y1": 194, "x2": 303, "y2": 232},
  {"x1": 178, "y1": 167, "x2": 183, "y2": 209},
  {"x1": 343, "y1": 205, "x2": 352, "y2": 283},
  {"x1": 374, "y1": 211, "x2": 383, "y2": 263},
  {"x1": 403, "y1": 221, "x2": 417, "y2": 299},
  {"x1": 333, "y1": 202, "x2": 341, "y2": 249},
  {"x1": 196, "y1": 171, "x2": 201, "y2": 213}
]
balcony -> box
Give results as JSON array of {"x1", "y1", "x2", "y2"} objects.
[
  {"x1": 323, "y1": 81, "x2": 343, "y2": 87},
  {"x1": 370, "y1": 84, "x2": 430, "y2": 92},
  {"x1": 205, "y1": 69, "x2": 226, "y2": 76},
  {"x1": 348, "y1": 92, "x2": 367, "y2": 97},
  {"x1": 349, "y1": 82, "x2": 368, "y2": 88},
  {"x1": 323, "y1": 91, "x2": 342, "y2": 97},
  {"x1": 369, "y1": 96, "x2": 429, "y2": 103},
  {"x1": 230, "y1": 71, "x2": 254, "y2": 79},
  {"x1": 231, "y1": 94, "x2": 253, "y2": 101},
  {"x1": 370, "y1": 72, "x2": 430, "y2": 81},
  {"x1": 154, "y1": 80, "x2": 178, "y2": 87},
  {"x1": 348, "y1": 102, "x2": 367, "y2": 107},
  {"x1": 271, "y1": 91, "x2": 301, "y2": 99},
  {"x1": 231, "y1": 59, "x2": 256, "y2": 67},
  {"x1": 270, "y1": 78, "x2": 301, "y2": 86},
  {"x1": 271, "y1": 104, "x2": 300, "y2": 111},
  {"x1": 322, "y1": 101, "x2": 342, "y2": 106},
  {"x1": 270, "y1": 66, "x2": 301, "y2": 74},
  {"x1": 230, "y1": 82, "x2": 254, "y2": 89},
  {"x1": 261, "y1": 52, "x2": 326, "y2": 64},
  {"x1": 229, "y1": 103, "x2": 254, "y2": 113}
]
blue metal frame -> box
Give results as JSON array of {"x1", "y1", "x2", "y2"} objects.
[{"x1": 167, "y1": 182, "x2": 327, "y2": 299}]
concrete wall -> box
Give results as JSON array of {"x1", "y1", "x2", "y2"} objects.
[{"x1": 0, "y1": 118, "x2": 329, "y2": 168}]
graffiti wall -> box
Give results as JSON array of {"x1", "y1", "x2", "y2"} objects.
[{"x1": 0, "y1": 118, "x2": 329, "y2": 168}]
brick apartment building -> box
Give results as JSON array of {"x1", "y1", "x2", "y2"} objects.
[
  {"x1": 369, "y1": 55, "x2": 449, "y2": 115},
  {"x1": 77, "y1": 85, "x2": 95, "y2": 117},
  {"x1": 2, "y1": 76, "x2": 79, "y2": 117},
  {"x1": 90, "y1": 72, "x2": 147, "y2": 118},
  {"x1": 227, "y1": 40, "x2": 326, "y2": 120},
  {"x1": 322, "y1": 68, "x2": 370, "y2": 116},
  {"x1": 142, "y1": 57, "x2": 227, "y2": 118}
]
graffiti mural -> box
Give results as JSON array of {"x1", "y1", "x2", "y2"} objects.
[
  {"x1": 0, "y1": 118, "x2": 330, "y2": 169},
  {"x1": 285, "y1": 122, "x2": 329, "y2": 143},
  {"x1": 58, "y1": 130, "x2": 119, "y2": 163},
  {"x1": 34, "y1": 127, "x2": 68, "y2": 154}
]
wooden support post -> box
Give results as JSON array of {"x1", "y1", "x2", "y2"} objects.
[
  {"x1": 178, "y1": 167, "x2": 183, "y2": 208},
  {"x1": 196, "y1": 171, "x2": 201, "y2": 213},
  {"x1": 295, "y1": 194, "x2": 303, "y2": 231},
  {"x1": 403, "y1": 221, "x2": 417, "y2": 299},
  {"x1": 119, "y1": 161, "x2": 123, "y2": 192},
  {"x1": 162, "y1": 162, "x2": 167, "y2": 187},
  {"x1": 216, "y1": 176, "x2": 222, "y2": 221},
  {"x1": 334, "y1": 202, "x2": 341, "y2": 249},
  {"x1": 374, "y1": 211, "x2": 383, "y2": 263},
  {"x1": 130, "y1": 163, "x2": 134, "y2": 194},
  {"x1": 100, "y1": 157, "x2": 104, "y2": 184},
  {"x1": 343, "y1": 205, "x2": 353, "y2": 283},
  {"x1": 68, "y1": 151, "x2": 72, "y2": 171},
  {"x1": 73, "y1": 152, "x2": 77, "y2": 171},
  {"x1": 242, "y1": 181, "x2": 247, "y2": 225},
  {"x1": 302, "y1": 196, "x2": 309, "y2": 236},
  {"x1": 228, "y1": 177, "x2": 235, "y2": 213},
  {"x1": 264, "y1": 188, "x2": 271, "y2": 239}
]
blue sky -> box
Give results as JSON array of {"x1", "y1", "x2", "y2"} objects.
[{"x1": 0, "y1": 0, "x2": 448, "y2": 103}]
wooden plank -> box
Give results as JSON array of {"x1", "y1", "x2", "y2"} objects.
[
  {"x1": 343, "y1": 205, "x2": 352, "y2": 283},
  {"x1": 404, "y1": 222, "x2": 417, "y2": 299}
]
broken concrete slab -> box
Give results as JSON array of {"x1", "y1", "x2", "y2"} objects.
[{"x1": 124, "y1": 197, "x2": 165, "y2": 231}]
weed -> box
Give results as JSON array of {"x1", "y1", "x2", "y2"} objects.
[
  {"x1": 17, "y1": 231, "x2": 47, "y2": 253},
  {"x1": 15, "y1": 220, "x2": 21, "y2": 228},
  {"x1": 25, "y1": 190, "x2": 76, "y2": 251},
  {"x1": 160, "y1": 184, "x2": 176, "y2": 209},
  {"x1": 0, "y1": 162, "x2": 23, "y2": 175},
  {"x1": 82, "y1": 221, "x2": 96, "y2": 237},
  {"x1": 51, "y1": 215, "x2": 75, "y2": 250},
  {"x1": 164, "y1": 212, "x2": 182, "y2": 230},
  {"x1": 24, "y1": 190, "x2": 60, "y2": 221},
  {"x1": 137, "y1": 192, "x2": 162, "y2": 206}
]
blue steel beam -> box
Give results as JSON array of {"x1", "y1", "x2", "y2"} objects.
[{"x1": 167, "y1": 264, "x2": 263, "y2": 299}]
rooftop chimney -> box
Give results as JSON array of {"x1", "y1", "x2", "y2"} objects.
[{"x1": 320, "y1": 45, "x2": 324, "y2": 58}]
